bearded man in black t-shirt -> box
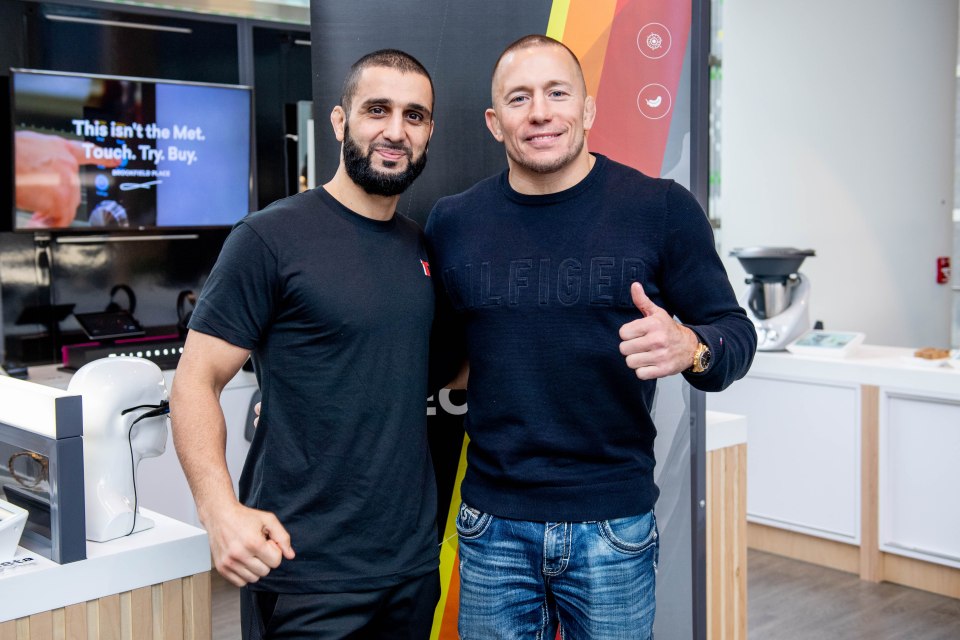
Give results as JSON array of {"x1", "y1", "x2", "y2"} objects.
[{"x1": 171, "y1": 50, "x2": 443, "y2": 639}]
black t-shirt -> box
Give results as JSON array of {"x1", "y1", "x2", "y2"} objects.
[{"x1": 189, "y1": 187, "x2": 439, "y2": 593}]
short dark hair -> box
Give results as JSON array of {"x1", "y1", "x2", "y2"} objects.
[
  {"x1": 340, "y1": 49, "x2": 435, "y2": 114},
  {"x1": 491, "y1": 35, "x2": 586, "y2": 100}
]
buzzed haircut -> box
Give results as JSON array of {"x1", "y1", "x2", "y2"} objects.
[
  {"x1": 491, "y1": 34, "x2": 586, "y2": 99},
  {"x1": 340, "y1": 49, "x2": 435, "y2": 115}
]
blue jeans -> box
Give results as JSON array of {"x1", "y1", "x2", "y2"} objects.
[{"x1": 456, "y1": 503, "x2": 658, "y2": 640}]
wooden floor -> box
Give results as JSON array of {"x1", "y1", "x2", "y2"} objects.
[
  {"x1": 210, "y1": 550, "x2": 960, "y2": 639},
  {"x1": 748, "y1": 550, "x2": 960, "y2": 640}
]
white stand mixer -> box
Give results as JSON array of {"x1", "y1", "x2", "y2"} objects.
[{"x1": 730, "y1": 247, "x2": 816, "y2": 351}]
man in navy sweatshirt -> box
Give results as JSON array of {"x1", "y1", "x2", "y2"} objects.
[{"x1": 425, "y1": 35, "x2": 757, "y2": 639}]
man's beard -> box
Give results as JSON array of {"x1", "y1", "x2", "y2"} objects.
[
  {"x1": 343, "y1": 123, "x2": 428, "y2": 197},
  {"x1": 507, "y1": 129, "x2": 585, "y2": 175}
]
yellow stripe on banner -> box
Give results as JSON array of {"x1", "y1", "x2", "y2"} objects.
[
  {"x1": 430, "y1": 435, "x2": 471, "y2": 640},
  {"x1": 545, "y1": 0, "x2": 571, "y2": 39}
]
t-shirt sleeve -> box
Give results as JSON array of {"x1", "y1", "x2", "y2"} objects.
[
  {"x1": 658, "y1": 182, "x2": 757, "y2": 391},
  {"x1": 188, "y1": 221, "x2": 279, "y2": 350}
]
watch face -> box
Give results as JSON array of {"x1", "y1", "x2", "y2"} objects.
[{"x1": 693, "y1": 344, "x2": 710, "y2": 372}]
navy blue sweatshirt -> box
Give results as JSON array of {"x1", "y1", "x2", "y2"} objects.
[{"x1": 425, "y1": 154, "x2": 757, "y2": 522}]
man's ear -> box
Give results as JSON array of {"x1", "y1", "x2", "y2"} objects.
[
  {"x1": 484, "y1": 108, "x2": 503, "y2": 142},
  {"x1": 330, "y1": 106, "x2": 346, "y2": 142},
  {"x1": 583, "y1": 96, "x2": 597, "y2": 133}
]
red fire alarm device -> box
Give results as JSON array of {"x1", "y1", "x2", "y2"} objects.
[{"x1": 937, "y1": 256, "x2": 951, "y2": 284}]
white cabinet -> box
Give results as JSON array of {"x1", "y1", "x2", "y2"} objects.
[
  {"x1": 708, "y1": 347, "x2": 960, "y2": 591},
  {"x1": 709, "y1": 375, "x2": 860, "y2": 543},
  {"x1": 136, "y1": 370, "x2": 257, "y2": 526},
  {"x1": 880, "y1": 390, "x2": 960, "y2": 569}
]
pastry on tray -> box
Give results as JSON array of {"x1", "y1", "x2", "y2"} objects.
[{"x1": 913, "y1": 347, "x2": 950, "y2": 360}]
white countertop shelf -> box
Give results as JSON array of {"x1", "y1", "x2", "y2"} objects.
[
  {"x1": 745, "y1": 346, "x2": 960, "y2": 398},
  {"x1": 706, "y1": 411, "x2": 747, "y2": 451}
]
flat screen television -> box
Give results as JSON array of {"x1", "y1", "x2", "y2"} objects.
[{"x1": 9, "y1": 69, "x2": 252, "y2": 232}]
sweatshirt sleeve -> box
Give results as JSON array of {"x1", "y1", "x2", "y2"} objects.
[{"x1": 658, "y1": 182, "x2": 757, "y2": 392}]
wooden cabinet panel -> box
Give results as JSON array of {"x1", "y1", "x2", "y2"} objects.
[
  {"x1": 707, "y1": 443, "x2": 747, "y2": 640},
  {"x1": 1, "y1": 573, "x2": 210, "y2": 640}
]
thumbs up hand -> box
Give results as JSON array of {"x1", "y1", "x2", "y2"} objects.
[{"x1": 619, "y1": 282, "x2": 700, "y2": 380}]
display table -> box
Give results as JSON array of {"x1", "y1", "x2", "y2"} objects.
[
  {"x1": 706, "y1": 411, "x2": 747, "y2": 640},
  {"x1": 0, "y1": 509, "x2": 210, "y2": 637},
  {"x1": 710, "y1": 345, "x2": 960, "y2": 599}
]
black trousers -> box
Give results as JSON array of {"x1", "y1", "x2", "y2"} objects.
[{"x1": 240, "y1": 570, "x2": 441, "y2": 640}]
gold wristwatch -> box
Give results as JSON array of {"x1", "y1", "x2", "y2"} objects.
[{"x1": 691, "y1": 342, "x2": 711, "y2": 374}]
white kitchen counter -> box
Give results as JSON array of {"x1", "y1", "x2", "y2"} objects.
[
  {"x1": 0, "y1": 508, "x2": 209, "y2": 621},
  {"x1": 706, "y1": 411, "x2": 747, "y2": 451},
  {"x1": 744, "y1": 346, "x2": 959, "y2": 398},
  {"x1": 709, "y1": 343, "x2": 960, "y2": 598}
]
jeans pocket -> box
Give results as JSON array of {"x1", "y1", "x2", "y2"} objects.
[
  {"x1": 597, "y1": 510, "x2": 659, "y2": 555},
  {"x1": 455, "y1": 502, "x2": 492, "y2": 540}
]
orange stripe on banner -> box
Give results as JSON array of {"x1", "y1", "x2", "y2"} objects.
[
  {"x1": 439, "y1": 552, "x2": 461, "y2": 639},
  {"x1": 431, "y1": 435, "x2": 470, "y2": 640},
  {"x1": 559, "y1": 0, "x2": 617, "y2": 99}
]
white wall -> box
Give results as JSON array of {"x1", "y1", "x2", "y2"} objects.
[{"x1": 721, "y1": 0, "x2": 957, "y2": 348}]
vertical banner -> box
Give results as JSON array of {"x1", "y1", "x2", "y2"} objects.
[
  {"x1": 549, "y1": 3, "x2": 705, "y2": 638},
  {"x1": 310, "y1": 2, "x2": 707, "y2": 639},
  {"x1": 550, "y1": 0, "x2": 695, "y2": 185}
]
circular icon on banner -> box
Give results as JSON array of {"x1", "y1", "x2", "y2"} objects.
[
  {"x1": 637, "y1": 23, "x2": 672, "y2": 60},
  {"x1": 637, "y1": 84, "x2": 672, "y2": 120}
]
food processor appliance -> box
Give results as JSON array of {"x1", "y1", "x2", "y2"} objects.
[{"x1": 729, "y1": 247, "x2": 816, "y2": 351}]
